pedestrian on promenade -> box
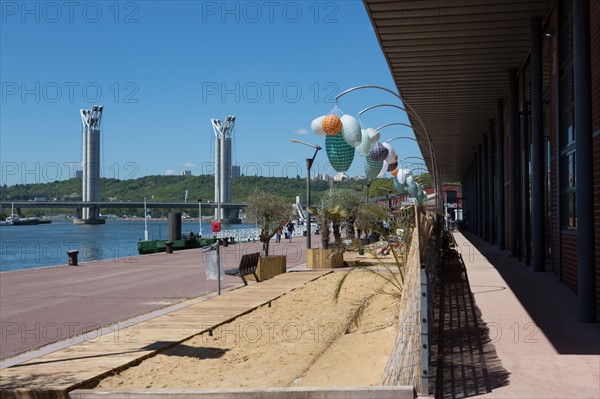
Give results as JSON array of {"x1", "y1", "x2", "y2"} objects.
[
  {"x1": 286, "y1": 221, "x2": 295, "y2": 242},
  {"x1": 275, "y1": 227, "x2": 282, "y2": 243}
]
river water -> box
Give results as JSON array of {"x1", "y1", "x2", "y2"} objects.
[{"x1": 0, "y1": 220, "x2": 254, "y2": 272}]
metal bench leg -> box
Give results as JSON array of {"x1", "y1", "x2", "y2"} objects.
[
  {"x1": 252, "y1": 272, "x2": 260, "y2": 283},
  {"x1": 240, "y1": 275, "x2": 248, "y2": 286}
]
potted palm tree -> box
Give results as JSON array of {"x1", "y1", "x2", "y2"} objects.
[
  {"x1": 245, "y1": 190, "x2": 289, "y2": 280},
  {"x1": 307, "y1": 192, "x2": 347, "y2": 269}
]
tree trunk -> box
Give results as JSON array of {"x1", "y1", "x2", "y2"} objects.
[
  {"x1": 332, "y1": 221, "x2": 341, "y2": 244},
  {"x1": 261, "y1": 228, "x2": 269, "y2": 256},
  {"x1": 346, "y1": 218, "x2": 356, "y2": 238},
  {"x1": 320, "y1": 221, "x2": 329, "y2": 249}
]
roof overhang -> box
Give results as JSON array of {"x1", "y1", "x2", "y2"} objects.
[{"x1": 364, "y1": 0, "x2": 552, "y2": 181}]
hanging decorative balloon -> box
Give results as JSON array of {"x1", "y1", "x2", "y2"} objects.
[
  {"x1": 379, "y1": 160, "x2": 388, "y2": 177},
  {"x1": 396, "y1": 168, "x2": 412, "y2": 185},
  {"x1": 322, "y1": 114, "x2": 343, "y2": 136},
  {"x1": 340, "y1": 114, "x2": 362, "y2": 147},
  {"x1": 382, "y1": 142, "x2": 396, "y2": 163},
  {"x1": 393, "y1": 177, "x2": 407, "y2": 194},
  {"x1": 387, "y1": 161, "x2": 398, "y2": 172},
  {"x1": 357, "y1": 129, "x2": 373, "y2": 157},
  {"x1": 416, "y1": 186, "x2": 426, "y2": 203},
  {"x1": 407, "y1": 177, "x2": 419, "y2": 197},
  {"x1": 368, "y1": 141, "x2": 389, "y2": 162},
  {"x1": 365, "y1": 127, "x2": 380, "y2": 143},
  {"x1": 391, "y1": 168, "x2": 399, "y2": 177},
  {"x1": 364, "y1": 156, "x2": 383, "y2": 180},
  {"x1": 325, "y1": 133, "x2": 355, "y2": 172},
  {"x1": 311, "y1": 116, "x2": 327, "y2": 137}
]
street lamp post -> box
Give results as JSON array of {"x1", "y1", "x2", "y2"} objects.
[
  {"x1": 197, "y1": 198, "x2": 202, "y2": 237},
  {"x1": 291, "y1": 139, "x2": 322, "y2": 250},
  {"x1": 143, "y1": 197, "x2": 149, "y2": 241}
]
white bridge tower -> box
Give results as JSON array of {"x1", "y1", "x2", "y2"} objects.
[
  {"x1": 75, "y1": 105, "x2": 105, "y2": 225},
  {"x1": 211, "y1": 116, "x2": 238, "y2": 222}
]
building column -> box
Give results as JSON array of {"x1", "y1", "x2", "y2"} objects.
[
  {"x1": 509, "y1": 69, "x2": 519, "y2": 257},
  {"x1": 573, "y1": 0, "x2": 596, "y2": 322},
  {"x1": 497, "y1": 99, "x2": 505, "y2": 250},
  {"x1": 531, "y1": 16, "x2": 546, "y2": 272},
  {"x1": 488, "y1": 120, "x2": 496, "y2": 244},
  {"x1": 476, "y1": 147, "x2": 482, "y2": 237},
  {"x1": 523, "y1": 99, "x2": 532, "y2": 266},
  {"x1": 482, "y1": 135, "x2": 489, "y2": 242}
]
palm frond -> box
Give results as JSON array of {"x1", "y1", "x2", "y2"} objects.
[{"x1": 345, "y1": 294, "x2": 374, "y2": 334}]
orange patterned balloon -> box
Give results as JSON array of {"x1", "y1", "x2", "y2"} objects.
[
  {"x1": 322, "y1": 114, "x2": 342, "y2": 135},
  {"x1": 391, "y1": 168, "x2": 399, "y2": 177}
]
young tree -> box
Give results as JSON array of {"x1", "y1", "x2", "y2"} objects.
[
  {"x1": 355, "y1": 202, "x2": 389, "y2": 239},
  {"x1": 245, "y1": 189, "x2": 290, "y2": 256},
  {"x1": 312, "y1": 191, "x2": 348, "y2": 249}
]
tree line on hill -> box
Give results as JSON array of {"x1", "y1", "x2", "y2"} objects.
[{"x1": 0, "y1": 173, "x2": 432, "y2": 218}]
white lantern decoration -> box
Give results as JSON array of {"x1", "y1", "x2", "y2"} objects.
[
  {"x1": 311, "y1": 116, "x2": 326, "y2": 137},
  {"x1": 382, "y1": 142, "x2": 396, "y2": 163},
  {"x1": 366, "y1": 127, "x2": 380, "y2": 143},
  {"x1": 357, "y1": 129, "x2": 372, "y2": 157},
  {"x1": 340, "y1": 114, "x2": 362, "y2": 147},
  {"x1": 379, "y1": 160, "x2": 388, "y2": 176},
  {"x1": 396, "y1": 168, "x2": 412, "y2": 185}
]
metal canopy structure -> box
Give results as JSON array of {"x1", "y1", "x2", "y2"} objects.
[{"x1": 363, "y1": 0, "x2": 551, "y2": 181}]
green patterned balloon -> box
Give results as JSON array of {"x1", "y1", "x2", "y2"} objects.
[
  {"x1": 325, "y1": 133, "x2": 355, "y2": 172},
  {"x1": 393, "y1": 177, "x2": 407, "y2": 194},
  {"x1": 364, "y1": 156, "x2": 383, "y2": 180}
]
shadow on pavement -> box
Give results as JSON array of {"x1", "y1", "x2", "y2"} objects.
[
  {"x1": 461, "y1": 230, "x2": 600, "y2": 356},
  {"x1": 431, "y1": 243, "x2": 509, "y2": 398}
]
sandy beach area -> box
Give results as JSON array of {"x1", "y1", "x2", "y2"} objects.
[{"x1": 93, "y1": 270, "x2": 400, "y2": 389}]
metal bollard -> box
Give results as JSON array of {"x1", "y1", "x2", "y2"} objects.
[
  {"x1": 67, "y1": 250, "x2": 79, "y2": 266},
  {"x1": 165, "y1": 241, "x2": 174, "y2": 254}
]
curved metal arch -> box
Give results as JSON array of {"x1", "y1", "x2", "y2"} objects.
[
  {"x1": 358, "y1": 103, "x2": 407, "y2": 116},
  {"x1": 376, "y1": 122, "x2": 414, "y2": 132},
  {"x1": 335, "y1": 85, "x2": 403, "y2": 102},
  {"x1": 336, "y1": 85, "x2": 443, "y2": 213}
]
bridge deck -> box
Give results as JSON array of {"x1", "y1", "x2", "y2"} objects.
[
  {"x1": 0, "y1": 201, "x2": 245, "y2": 209},
  {"x1": 0, "y1": 270, "x2": 330, "y2": 399}
]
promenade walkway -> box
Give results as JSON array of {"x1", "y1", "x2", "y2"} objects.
[
  {"x1": 0, "y1": 269, "x2": 330, "y2": 398},
  {"x1": 433, "y1": 230, "x2": 600, "y2": 398},
  {"x1": 0, "y1": 236, "x2": 315, "y2": 361}
]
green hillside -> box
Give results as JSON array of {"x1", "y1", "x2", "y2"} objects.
[{"x1": 0, "y1": 175, "x2": 368, "y2": 217}]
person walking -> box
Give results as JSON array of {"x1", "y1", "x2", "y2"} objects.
[
  {"x1": 286, "y1": 221, "x2": 295, "y2": 242},
  {"x1": 275, "y1": 226, "x2": 282, "y2": 243}
]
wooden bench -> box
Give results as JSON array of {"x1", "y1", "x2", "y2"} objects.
[{"x1": 225, "y1": 252, "x2": 260, "y2": 286}]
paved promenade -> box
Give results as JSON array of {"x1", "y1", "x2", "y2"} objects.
[
  {"x1": 435, "y1": 230, "x2": 600, "y2": 399},
  {"x1": 0, "y1": 236, "x2": 317, "y2": 361},
  {"x1": 0, "y1": 270, "x2": 330, "y2": 398}
]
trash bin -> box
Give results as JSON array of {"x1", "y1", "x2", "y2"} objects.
[
  {"x1": 303, "y1": 231, "x2": 307, "y2": 237},
  {"x1": 67, "y1": 250, "x2": 79, "y2": 266},
  {"x1": 204, "y1": 242, "x2": 224, "y2": 280},
  {"x1": 222, "y1": 237, "x2": 229, "y2": 247},
  {"x1": 165, "y1": 241, "x2": 174, "y2": 254}
]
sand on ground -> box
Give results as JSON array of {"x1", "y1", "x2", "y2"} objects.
[{"x1": 94, "y1": 271, "x2": 400, "y2": 389}]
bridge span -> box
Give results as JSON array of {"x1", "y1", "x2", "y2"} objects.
[{"x1": 0, "y1": 201, "x2": 246, "y2": 210}]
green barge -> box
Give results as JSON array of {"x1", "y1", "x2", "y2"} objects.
[{"x1": 137, "y1": 237, "x2": 235, "y2": 255}]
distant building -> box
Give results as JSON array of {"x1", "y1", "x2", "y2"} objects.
[
  {"x1": 333, "y1": 172, "x2": 348, "y2": 181},
  {"x1": 232, "y1": 165, "x2": 240, "y2": 179},
  {"x1": 73, "y1": 170, "x2": 83, "y2": 179},
  {"x1": 312, "y1": 173, "x2": 331, "y2": 182},
  {"x1": 181, "y1": 170, "x2": 192, "y2": 176}
]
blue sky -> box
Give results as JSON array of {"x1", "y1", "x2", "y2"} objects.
[{"x1": 1, "y1": 1, "x2": 422, "y2": 187}]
